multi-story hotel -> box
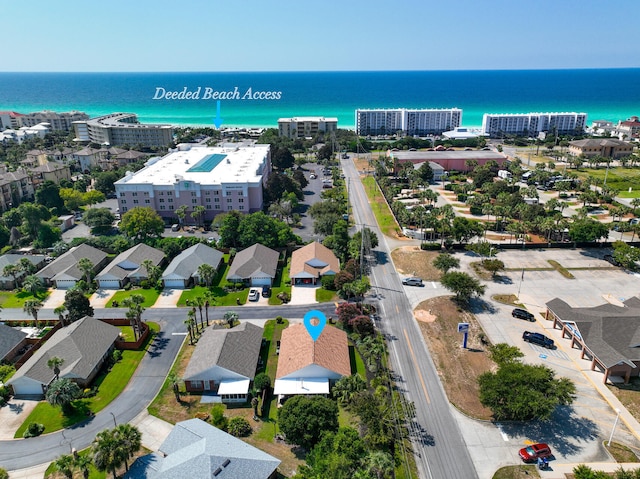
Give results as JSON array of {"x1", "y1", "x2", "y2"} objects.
[
  {"x1": 114, "y1": 143, "x2": 270, "y2": 223},
  {"x1": 19, "y1": 110, "x2": 89, "y2": 131},
  {"x1": 355, "y1": 108, "x2": 462, "y2": 136},
  {"x1": 278, "y1": 116, "x2": 338, "y2": 139},
  {"x1": 73, "y1": 113, "x2": 174, "y2": 148},
  {"x1": 481, "y1": 112, "x2": 587, "y2": 138}
]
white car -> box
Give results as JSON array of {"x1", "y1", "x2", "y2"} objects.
[{"x1": 248, "y1": 289, "x2": 260, "y2": 301}]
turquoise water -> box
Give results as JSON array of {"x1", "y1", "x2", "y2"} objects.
[{"x1": 0, "y1": 70, "x2": 639, "y2": 129}]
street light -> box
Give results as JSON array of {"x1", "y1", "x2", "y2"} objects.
[{"x1": 607, "y1": 408, "x2": 621, "y2": 447}]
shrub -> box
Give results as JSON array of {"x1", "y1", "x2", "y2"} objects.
[
  {"x1": 275, "y1": 316, "x2": 284, "y2": 324},
  {"x1": 470, "y1": 206, "x2": 483, "y2": 215},
  {"x1": 420, "y1": 242, "x2": 441, "y2": 251},
  {"x1": 349, "y1": 315, "x2": 375, "y2": 336},
  {"x1": 112, "y1": 350, "x2": 122, "y2": 363},
  {"x1": 210, "y1": 404, "x2": 228, "y2": 431},
  {"x1": 140, "y1": 280, "x2": 151, "y2": 289},
  {"x1": 321, "y1": 275, "x2": 336, "y2": 290},
  {"x1": 0, "y1": 365, "x2": 15, "y2": 382},
  {"x1": 23, "y1": 422, "x2": 45, "y2": 438},
  {"x1": 227, "y1": 417, "x2": 252, "y2": 437}
]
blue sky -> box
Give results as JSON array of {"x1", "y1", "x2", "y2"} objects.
[{"x1": 3, "y1": 0, "x2": 638, "y2": 72}]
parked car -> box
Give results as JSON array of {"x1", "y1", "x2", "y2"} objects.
[
  {"x1": 519, "y1": 443, "x2": 552, "y2": 463},
  {"x1": 402, "y1": 277, "x2": 424, "y2": 286},
  {"x1": 512, "y1": 308, "x2": 535, "y2": 322},
  {"x1": 261, "y1": 285, "x2": 271, "y2": 298},
  {"x1": 522, "y1": 331, "x2": 554, "y2": 349},
  {"x1": 310, "y1": 173, "x2": 317, "y2": 179},
  {"x1": 248, "y1": 288, "x2": 260, "y2": 301}
]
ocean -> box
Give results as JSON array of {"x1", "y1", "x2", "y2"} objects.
[{"x1": 0, "y1": 70, "x2": 639, "y2": 129}]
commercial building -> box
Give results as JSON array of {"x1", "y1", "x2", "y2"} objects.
[
  {"x1": 355, "y1": 108, "x2": 462, "y2": 136},
  {"x1": 114, "y1": 143, "x2": 270, "y2": 223},
  {"x1": 73, "y1": 113, "x2": 173, "y2": 148},
  {"x1": 387, "y1": 149, "x2": 507, "y2": 172},
  {"x1": 278, "y1": 116, "x2": 338, "y2": 139},
  {"x1": 481, "y1": 112, "x2": 587, "y2": 138},
  {"x1": 568, "y1": 138, "x2": 634, "y2": 159},
  {"x1": 18, "y1": 110, "x2": 89, "y2": 131}
]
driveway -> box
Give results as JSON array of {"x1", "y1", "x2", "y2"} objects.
[
  {"x1": 290, "y1": 284, "x2": 318, "y2": 305},
  {"x1": 151, "y1": 289, "x2": 182, "y2": 308},
  {"x1": 89, "y1": 289, "x2": 117, "y2": 308},
  {"x1": 40, "y1": 288, "x2": 66, "y2": 309},
  {"x1": 0, "y1": 398, "x2": 39, "y2": 440}
]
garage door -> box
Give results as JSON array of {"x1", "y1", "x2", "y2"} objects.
[
  {"x1": 98, "y1": 280, "x2": 121, "y2": 289},
  {"x1": 251, "y1": 277, "x2": 272, "y2": 287},
  {"x1": 55, "y1": 280, "x2": 77, "y2": 289},
  {"x1": 164, "y1": 279, "x2": 186, "y2": 289}
]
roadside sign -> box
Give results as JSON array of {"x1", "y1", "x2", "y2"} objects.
[{"x1": 457, "y1": 323, "x2": 470, "y2": 333}]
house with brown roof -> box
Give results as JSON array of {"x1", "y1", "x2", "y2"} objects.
[
  {"x1": 546, "y1": 296, "x2": 640, "y2": 384},
  {"x1": 568, "y1": 138, "x2": 634, "y2": 159},
  {"x1": 182, "y1": 322, "x2": 263, "y2": 402},
  {"x1": 273, "y1": 323, "x2": 351, "y2": 397},
  {"x1": 226, "y1": 244, "x2": 279, "y2": 287},
  {"x1": 290, "y1": 241, "x2": 340, "y2": 285}
]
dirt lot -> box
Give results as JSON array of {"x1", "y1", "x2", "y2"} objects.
[
  {"x1": 390, "y1": 246, "x2": 443, "y2": 281},
  {"x1": 414, "y1": 296, "x2": 495, "y2": 420}
]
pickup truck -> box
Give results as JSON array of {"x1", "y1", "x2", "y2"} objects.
[{"x1": 522, "y1": 331, "x2": 554, "y2": 349}]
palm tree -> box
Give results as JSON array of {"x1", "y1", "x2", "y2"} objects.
[
  {"x1": 114, "y1": 423, "x2": 141, "y2": 473},
  {"x1": 74, "y1": 453, "x2": 92, "y2": 479},
  {"x1": 223, "y1": 311, "x2": 238, "y2": 329},
  {"x1": 22, "y1": 275, "x2": 42, "y2": 296},
  {"x1": 77, "y1": 258, "x2": 94, "y2": 286},
  {"x1": 167, "y1": 372, "x2": 181, "y2": 402},
  {"x1": 175, "y1": 205, "x2": 188, "y2": 229},
  {"x1": 53, "y1": 454, "x2": 75, "y2": 479},
  {"x1": 2, "y1": 264, "x2": 20, "y2": 288},
  {"x1": 333, "y1": 374, "x2": 366, "y2": 407},
  {"x1": 54, "y1": 305, "x2": 68, "y2": 326},
  {"x1": 18, "y1": 257, "x2": 36, "y2": 276},
  {"x1": 122, "y1": 294, "x2": 145, "y2": 341},
  {"x1": 193, "y1": 296, "x2": 206, "y2": 330},
  {"x1": 141, "y1": 259, "x2": 161, "y2": 286},
  {"x1": 203, "y1": 290, "x2": 217, "y2": 326},
  {"x1": 367, "y1": 451, "x2": 394, "y2": 479},
  {"x1": 191, "y1": 205, "x2": 206, "y2": 228},
  {"x1": 92, "y1": 429, "x2": 125, "y2": 479},
  {"x1": 47, "y1": 356, "x2": 64, "y2": 380},
  {"x1": 46, "y1": 378, "x2": 81, "y2": 413},
  {"x1": 197, "y1": 263, "x2": 216, "y2": 288},
  {"x1": 185, "y1": 309, "x2": 196, "y2": 344},
  {"x1": 23, "y1": 298, "x2": 43, "y2": 328}
]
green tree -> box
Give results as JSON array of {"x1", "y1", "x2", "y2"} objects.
[
  {"x1": 94, "y1": 170, "x2": 121, "y2": 195},
  {"x1": 92, "y1": 428, "x2": 125, "y2": 479},
  {"x1": 23, "y1": 298, "x2": 43, "y2": 327},
  {"x1": 83, "y1": 207, "x2": 116, "y2": 235},
  {"x1": 271, "y1": 145, "x2": 295, "y2": 170},
  {"x1": 218, "y1": 211, "x2": 242, "y2": 248},
  {"x1": 122, "y1": 294, "x2": 145, "y2": 341},
  {"x1": 488, "y1": 343, "x2": 524, "y2": 366},
  {"x1": 78, "y1": 257, "x2": 95, "y2": 285},
  {"x1": 47, "y1": 356, "x2": 64, "y2": 380},
  {"x1": 479, "y1": 362, "x2": 576, "y2": 421},
  {"x1": 34, "y1": 222, "x2": 62, "y2": 249},
  {"x1": 141, "y1": 259, "x2": 162, "y2": 286},
  {"x1": 197, "y1": 263, "x2": 216, "y2": 287},
  {"x1": 114, "y1": 423, "x2": 142, "y2": 473},
  {"x1": 59, "y1": 187, "x2": 86, "y2": 212},
  {"x1": 120, "y1": 207, "x2": 164, "y2": 242},
  {"x1": 53, "y1": 454, "x2": 75, "y2": 479},
  {"x1": 368, "y1": 450, "x2": 394, "y2": 479},
  {"x1": 175, "y1": 205, "x2": 188, "y2": 228},
  {"x1": 482, "y1": 258, "x2": 505, "y2": 278},
  {"x1": 227, "y1": 417, "x2": 252, "y2": 437},
  {"x1": 440, "y1": 271, "x2": 486, "y2": 303},
  {"x1": 46, "y1": 378, "x2": 81, "y2": 413},
  {"x1": 83, "y1": 190, "x2": 105, "y2": 207},
  {"x1": 433, "y1": 253, "x2": 460, "y2": 274},
  {"x1": 568, "y1": 218, "x2": 610, "y2": 243},
  {"x1": 191, "y1": 205, "x2": 206, "y2": 227},
  {"x1": 18, "y1": 257, "x2": 36, "y2": 275},
  {"x1": 612, "y1": 240, "x2": 640, "y2": 269},
  {"x1": 298, "y1": 427, "x2": 368, "y2": 479},
  {"x1": 35, "y1": 180, "x2": 64, "y2": 211},
  {"x1": 64, "y1": 289, "x2": 94, "y2": 322},
  {"x1": 253, "y1": 372, "x2": 271, "y2": 393},
  {"x1": 236, "y1": 211, "x2": 298, "y2": 249},
  {"x1": 278, "y1": 395, "x2": 339, "y2": 449},
  {"x1": 3, "y1": 264, "x2": 20, "y2": 288},
  {"x1": 74, "y1": 453, "x2": 93, "y2": 479},
  {"x1": 332, "y1": 374, "x2": 366, "y2": 407},
  {"x1": 17, "y1": 202, "x2": 51, "y2": 240},
  {"x1": 223, "y1": 310, "x2": 238, "y2": 328}
]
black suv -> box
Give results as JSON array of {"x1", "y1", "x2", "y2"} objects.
[
  {"x1": 261, "y1": 285, "x2": 272, "y2": 298},
  {"x1": 522, "y1": 331, "x2": 554, "y2": 349},
  {"x1": 512, "y1": 308, "x2": 535, "y2": 322}
]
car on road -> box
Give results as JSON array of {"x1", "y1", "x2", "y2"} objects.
[
  {"x1": 261, "y1": 285, "x2": 271, "y2": 298},
  {"x1": 402, "y1": 277, "x2": 424, "y2": 286},
  {"x1": 248, "y1": 288, "x2": 260, "y2": 301},
  {"x1": 519, "y1": 443, "x2": 552, "y2": 463},
  {"x1": 512, "y1": 308, "x2": 535, "y2": 322},
  {"x1": 310, "y1": 173, "x2": 317, "y2": 179},
  {"x1": 522, "y1": 331, "x2": 554, "y2": 349}
]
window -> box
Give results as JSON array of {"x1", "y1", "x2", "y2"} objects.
[
  {"x1": 205, "y1": 198, "x2": 211, "y2": 203},
  {"x1": 159, "y1": 198, "x2": 165, "y2": 203},
  {"x1": 122, "y1": 207, "x2": 128, "y2": 212},
  {"x1": 226, "y1": 191, "x2": 232, "y2": 196},
  {"x1": 239, "y1": 205, "x2": 244, "y2": 211},
  {"x1": 238, "y1": 198, "x2": 244, "y2": 203},
  {"x1": 133, "y1": 200, "x2": 139, "y2": 204},
  {"x1": 215, "y1": 205, "x2": 220, "y2": 209},
  {"x1": 160, "y1": 191, "x2": 164, "y2": 195},
  {"x1": 160, "y1": 205, "x2": 166, "y2": 210},
  {"x1": 227, "y1": 205, "x2": 232, "y2": 210},
  {"x1": 206, "y1": 204, "x2": 212, "y2": 209},
  {"x1": 214, "y1": 197, "x2": 219, "y2": 203},
  {"x1": 167, "y1": 191, "x2": 173, "y2": 196},
  {"x1": 144, "y1": 191, "x2": 149, "y2": 196},
  {"x1": 214, "y1": 190, "x2": 219, "y2": 195},
  {"x1": 191, "y1": 192, "x2": 196, "y2": 197},
  {"x1": 205, "y1": 191, "x2": 210, "y2": 195},
  {"x1": 132, "y1": 192, "x2": 138, "y2": 197},
  {"x1": 121, "y1": 200, "x2": 127, "y2": 205},
  {"x1": 227, "y1": 198, "x2": 232, "y2": 203},
  {"x1": 168, "y1": 198, "x2": 173, "y2": 203},
  {"x1": 192, "y1": 199, "x2": 197, "y2": 204},
  {"x1": 145, "y1": 199, "x2": 150, "y2": 204},
  {"x1": 119, "y1": 192, "x2": 125, "y2": 198},
  {"x1": 190, "y1": 380, "x2": 202, "y2": 389}
]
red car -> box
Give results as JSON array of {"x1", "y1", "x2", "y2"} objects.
[{"x1": 519, "y1": 443, "x2": 552, "y2": 463}]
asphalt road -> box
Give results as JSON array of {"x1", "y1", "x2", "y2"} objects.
[
  {"x1": 343, "y1": 157, "x2": 478, "y2": 479},
  {"x1": 0, "y1": 303, "x2": 336, "y2": 470}
]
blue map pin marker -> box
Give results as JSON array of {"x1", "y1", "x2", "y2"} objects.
[{"x1": 303, "y1": 310, "x2": 327, "y2": 342}]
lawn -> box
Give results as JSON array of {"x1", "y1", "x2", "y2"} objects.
[
  {"x1": 574, "y1": 166, "x2": 640, "y2": 198},
  {"x1": 362, "y1": 176, "x2": 401, "y2": 237},
  {"x1": 349, "y1": 345, "x2": 367, "y2": 379},
  {"x1": 268, "y1": 254, "x2": 292, "y2": 305},
  {"x1": 0, "y1": 289, "x2": 50, "y2": 308},
  {"x1": 177, "y1": 285, "x2": 250, "y2": 307},
  {"x1": 107, "y1": 288, "x2": 160, "y2": 308},
  {"x1": 316, "y1": 288, "x2": 337, "y2": 303},
  {"x1": 15, "y1": 322, "x2": 160, "y2": 437}
]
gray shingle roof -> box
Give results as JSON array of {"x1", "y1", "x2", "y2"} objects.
[
  {"x1": 546, "y1": 297, "x2": 640, "y2": 368},
  {"x1": 7, "y1": 317, "x2": 119, "y2": 387},
  {"x1": 183, "y1": 322, "x2": 263, "y2": 381},
  {"x1": 125, "y1": 419, "x2": 280, "y2": 479},
  {"x1": 97, "y1": 243, "x2": 164, "y2": 282},
  {"x1": 37, "y1": 244, "x2": 107, "y2": 282},
  {"x1": 0, "y1": 254, "x2": 45, "y2": 282},
  {"x1": 0, "y1": 323, "x2": 27, "y2": 360},
  {"x1": 227, "y1": 244, "x2": 279, "y2": 281},
  {"x1": 162, "y1": 244, "x2": 223, "y2": 281}
]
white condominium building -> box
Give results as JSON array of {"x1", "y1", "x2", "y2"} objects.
[
  {"x1": 73, "y1": 113, "x2": 174, "y2": 147},
  {"x1": 19, "y1": 110, "x2": 89, "y2": 131},
  {"x1": 278, "y1": 116, "x2": 338, "y2": 139},
  {"x1": 355, "y1": 108, "x2": 462, "y2": 136},
  {"x1": 482, "y1": 112, "x2": 587, "y2": 138},
  {"x1": 114, "y1": 143, "x2": 271, "y2": 223}
]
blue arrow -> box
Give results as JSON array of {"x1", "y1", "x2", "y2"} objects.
[{"x1": 213, "y1": 100, "x2": 223, "y2": 129}]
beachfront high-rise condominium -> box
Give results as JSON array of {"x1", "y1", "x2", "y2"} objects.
[
  {"x1": 73, "y1": 113, "x2": 174, "y2": 148},
  {"x1": 355, "y1": 108, "x2": 462, "y2": 136},
  {"x1": 19, "y1": 110, "x2": 89, "y2": 132},
  {"x1": 114, "y1": 144, "x2": 270, "y2": 223},
  {"x1": 481, "y1": 112, "x2": 587, "y2": 138},
  {"x1": 278, "y1": 116, "x2": 338, "y2": 139}
]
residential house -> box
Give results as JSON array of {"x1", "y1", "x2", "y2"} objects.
[
  {"x1": 273, "y1": 323, "x2": 351, "y2": 397},
  {"x1": 96, "y1": 244, "x2": 165, "y2": 289},
  {"x1": 290, "y1": 241, "x2": 340, "y2": 286},
  {"x1": 0, "y1": 254, "x2": 46, "y2": 290},
  {"x1": 36, "y1": 244, "x2": 108, "y2": 289},
  {"x1": 72, "y1": 147, "x2": 105, "y2": 172},
  {"x1": 29, "y1": 161, "x2": 72, "y2": 188},
  {"x1": 546, "y1": 297, "x2": 640, "y2": 384},
  {"x1": 125, "y1": 419, "x2": 281, "y2": 479},
  {"x1": 568, "y1": 138, "x2": 634, "y2": 159},
  {"x1": 0, "y1": 323, "x2": 28, "y2": 363},
  {"x1": 162, "y1": 243, "x2": 223, "y2": 289},
  {"x1": 0, "y1": 170, "x2": 34, "y2": 212},
  {"x1": 6, "y1": 317, "x2": 120, "y2": 397},
  {"x1": 183, "y1": 322, "x2": 263, "y2": 401},
  {"x1": 616, "y1": 116, "x2": 640, "y2": 139},
  {"x1": 226, "y1": 244, "x2": 279, "y2": 287}
]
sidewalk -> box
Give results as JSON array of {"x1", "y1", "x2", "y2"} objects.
[{"x1": 540, "y1": 462, "x2": 640, "y2": 478}]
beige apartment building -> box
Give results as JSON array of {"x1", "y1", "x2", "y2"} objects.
[
  {"x1": 278, "y1": 116, "x2": 338, "y2": 139},
  {"x1": 73, "y1": 113, "x2": 174, "y2": 148}
]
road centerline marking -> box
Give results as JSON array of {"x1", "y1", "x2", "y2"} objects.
[{"x1": 404, "y1": 328, "x2": 430, "y2": 404}]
